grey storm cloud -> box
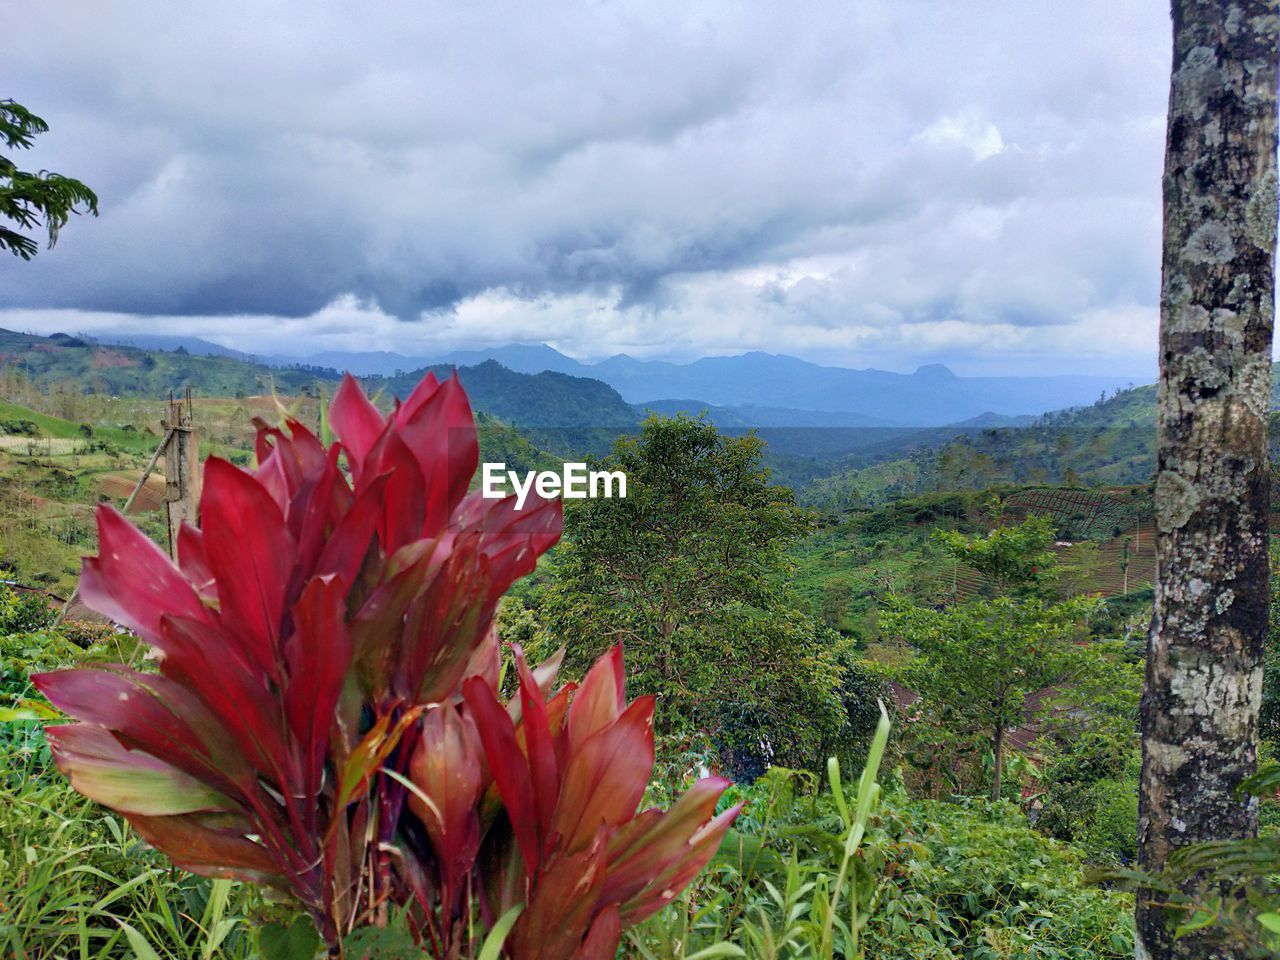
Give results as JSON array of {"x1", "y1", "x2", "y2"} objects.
[{"x1": 1, "y1": 0, "x2": 1170, "y2": 372}]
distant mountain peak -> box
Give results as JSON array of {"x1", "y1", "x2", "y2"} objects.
[{"x1": 913, "y1": 363, "x2": 956, "y2": 380}]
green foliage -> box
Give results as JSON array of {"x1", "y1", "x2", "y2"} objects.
[
  {"x1": 0, "y1": 397, "x2": 155, "y2": 453},
  {"x1": 883, "y1": 593, "x2": 1105, "y2": 801},
  {"x1": 1, "y1": 629, "x2": 80, "y2": 706},
  {"x1": 0, "y1": 723, "x2": 276, "y2": 958},
  {"x1": 0, "y1": 99, "x2": 99, "y2": 259},
  {"x1": 1260, "y1": 555, "x2": 1280, "y2": 747},
  {"x1": 1036, "y1": 733, "x2": 1141, "y2": 866},
  {"x1": 931, "y1": 510, "x2": 1058, "y2": 595},
  {"x1": 800, "y1": 384, "x2": 1161, "y2": 510},
  {"x1": 0, "y1": 582, "x2": 56, "y2": 634},
  {"x1": 541, "y1": 414, "x2": 847, "y2": 775},
  {"x1": 820, "y1": 644, "x2": 892, "y2": 771},
  {"x1": 629, "y1": 757, "x2": 1133, "y2": 959},
  {"x1": 0, "y1": 418, "x2": 40, "y2": 436},
  {"x1": 1105, "y1": 762, "x2": 1280, "y2": 956}
]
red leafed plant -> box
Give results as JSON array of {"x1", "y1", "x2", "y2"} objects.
[{"x1": 34, "y1": 372, "x2": 739, "y2": 958}]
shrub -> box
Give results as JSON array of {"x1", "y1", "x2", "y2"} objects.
[
  {"x1": 0, "y1": 582, "x2": 56, "y2": 634},
  {"x1": 628, "y1": 753, "x2": 1132, "y2": 959},
  {"x1": 33, "y1": 372, "x2": 739, "y2": 958},
  {"x1": 1, "y1": 629, "x2": 81, "y2": 706},
  {"x1": 0, "y1": 418, "x2": 40, "y2": 436}
]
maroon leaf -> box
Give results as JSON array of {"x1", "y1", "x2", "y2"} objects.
[
  {"x1": 200, "y1": 457, "x2": 294, "y2": 681},
  {"x1": 514, "y1": 649, "x2": 560, "y2": 853},
  {"x1": 129, "y1": 811, "x2": 283, "y2": 884},
  {"x1": 462, "y1": 675, "x2": 540, "y2": 878},
  {"x1": 551, "y1": 696, "x2": 655, "y2": 855},
  {"x1": 507, "y1": 833, "x2": 610, "y2": 960},
  {"x1": 407, "y1": 702, "x2": 487, "y2": 911},
  {"x1": 34, "y1": 666, "x2": 251, "y2": 794},
  {"x1": 329, "y1": 373, "x2": 387, "y2": 475},
  {"x1": 572, "y1": 904, "x2": 621, "y2": 960},
  {"x1": 44, "y1": 725, "x2": 232, "y2": 816},
  {"x1": 284, "y1": 576, "x2": 352, "y2": 799},
  {"x1": 79, "y1": 505, "x2": 207, "y2": 643}
]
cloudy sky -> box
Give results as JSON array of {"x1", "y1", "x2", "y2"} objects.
[{"x1": 2, "y1": 1, "x2": 1171, "y2": 376}]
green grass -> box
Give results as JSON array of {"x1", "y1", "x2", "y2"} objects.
[
  {"x1": 0, "y1": 723, "x2": 268, "y2": 959},
  {"x1": 0, "y1": 399, "x2": 156, "y2": 455}
]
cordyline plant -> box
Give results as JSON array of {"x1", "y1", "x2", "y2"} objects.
[{"x1": 34, "y1": 372, "x2": 740, "y2": 958}]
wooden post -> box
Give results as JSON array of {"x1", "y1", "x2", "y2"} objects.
[{"x1": 163, "y1": 388, "x2": 200, "y2": 559}]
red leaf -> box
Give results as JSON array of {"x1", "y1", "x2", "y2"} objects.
[
  {"x1": 514, "y1": 649, "x2": 560, "y2": 852},
  {"x1": 407, "y1": 703, "x2": 487, "y2": 910},
  {"x1": 80, "y1": 505, "x2": 207, "y2": 644},
  {"x1": 462, "y1": 675, "x2": 541, "y2": 878},
  {"x1": 314, "y1": 472, "x2": 391, "y2": 588},
  {"x1": 284, "y1": 576, "x2": 352, "y2": 799},
  {"x1": 567, "y1": 645, "x2": 625, "y2": 751},
  {"x1": 395, "y1": 375, "x2": 478, "y2": 529},
  {"x1": 350, "y1": 543, "x2": 446, "y2": 696},
  {"x1": 600, "y1": 777, "x2": 737, "y2": 916},
  {"x1": 200, "y1": 458, "x2": 294, "y2": 680},
  {"x1": 393, "y1": 370, "x2": 440, "y2": 425},
  {"x1": 284, "y1": 447, "x2": 347, "y2": 604},
  {"x1": 329, "y1": 373, "x2": 386, "y2": 476},
  {"x1": 359, "y1": 429, "x2": 427, "y2": 554},
  {"x1": 156, "y1": 614, "x2": 291, "y2": 783},
  {"x1": 44, "y1": 725, "x2": 232, "y2": 816},
  {"x1": 551, "y1": 696, "x2": 655, "y2": 854},
  {"x1": 128, "y1": 810, "x2": 283, "y2": 883},
  {"x1": 508, "y1": 833, "x2": 610, "y2": 960},
  {"x1": 616, "y1": 803, "x2": 741, "y2": 925},
  {"x1": 175, "y1": 523, "x2": 217, "y2": 601},
  {"x1": 34, "y1": 666, "x2": 251, "y2": 794},
  {"x1": 571, "y1": 904, "x2": 621, "y2": 960}
]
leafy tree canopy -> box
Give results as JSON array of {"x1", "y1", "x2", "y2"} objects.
[
  {"x1": 883, "y1": 592, "x2": 1107, "y2": 801},
  {"x1": 932, "y1": 504, "x2": 1058, "y2": 595},
  {"x1": 1, "y1": 99, "x2": 97, "y2": 260},
  {"x1": 540, "y1": 414, "x2": 846, "y2": 773}
]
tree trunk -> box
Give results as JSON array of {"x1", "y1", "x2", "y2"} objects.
[
  {"x1": 991, "y1": 723, "x2": 1004, "y2": 803},
  {"x1": 1138, "y1": 3, "x2": 1279, "y2": 958}
]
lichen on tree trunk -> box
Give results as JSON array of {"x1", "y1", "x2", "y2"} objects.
[{"x1": 1138, "y1": 3, "x2": 1279, "y2": 958}]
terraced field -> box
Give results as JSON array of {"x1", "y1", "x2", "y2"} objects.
[
  {"x1": 935, "y1": 489, "x2": 1156, "y2": 603},
  {"x1": 97, "y1": 472, "x2": 167, "y2": 513}
]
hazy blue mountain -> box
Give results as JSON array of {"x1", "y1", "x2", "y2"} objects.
[
  {"x1": 264, "y1": 350, "x2": 423, "y2": 376},
  {"x1": 215, "y1": 339, "x2": 1147, "y2": 426},
  {"x1": 266, "y1": 343, "x2": 583, "y2": 377},
  {"x1": 91, "y1": 333, "x2": 258, "y2": 361},
  {"x1": 588, "y1": 351, "x2": 1137, "y2": 424},
  {"x1": 437, "y1": 343, "x2": 585, "y2": 375},
  {"x1": 637, "y1": 399, "x2": 890, "y2": 429}
]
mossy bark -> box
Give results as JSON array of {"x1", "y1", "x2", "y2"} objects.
[{"x1": 1138, "y1": 3, "x2": 1279, "y2": 958}]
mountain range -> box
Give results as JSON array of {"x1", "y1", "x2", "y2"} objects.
[{"x1": 91, "y1": 335, "x2": 1144, "y2": 427}]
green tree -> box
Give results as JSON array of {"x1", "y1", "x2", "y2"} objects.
[
  {"x1": 932, "y1": 508, "x2": 1057, "y2": 596},
  {"x1": 882, "y1": 593, "x2": 1102, "y2": 801},
  {"x1": 1, "y1": 99, "x2": 97, "y2": 259},
  {"x1": 542, "y1": 414, "x2": 843, "y2": 773}
]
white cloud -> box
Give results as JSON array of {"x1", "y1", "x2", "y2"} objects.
[
  {"x1": 916, "y1": 113, "x2": 1006, "y2": 161},
  {"x1": 0, "y1": 0, "x2": 1175, "y2": 375}
]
